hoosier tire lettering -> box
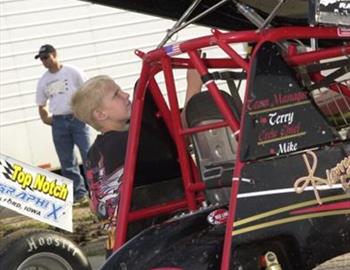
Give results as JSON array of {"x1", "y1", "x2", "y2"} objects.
[
  {"x1": 0, "y1": 229, "x2": 91, "y2": 270},
  {"x1": 26, "y1": 235, "x2": 77, "y2": 256}
]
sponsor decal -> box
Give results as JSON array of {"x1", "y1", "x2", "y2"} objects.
[
  {"x1": 0, "y1": 154, "x2": 73, "y2": 232},
  {"x1": 207, "y1": 208, "x2": 228, "y2": 225},
  {"x1": 26, "y1": 236, "x2": 78, "y2": 256},
  {"x1": 294, "y1": 151, "x2": 350, "y2": 204}
]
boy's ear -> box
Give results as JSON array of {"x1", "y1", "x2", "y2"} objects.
[{"x1": 93, "y1": 109, "x2": 107, "y2": 121}]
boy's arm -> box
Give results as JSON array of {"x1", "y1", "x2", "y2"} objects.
[
  {"x1": 184, "y1": 69, "x2": 202, "y2": 105},
  {"x1": 181, "y1": 69, "x2": 203, "y2": 126}
]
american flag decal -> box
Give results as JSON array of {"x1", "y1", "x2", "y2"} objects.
[{"x1": 164, "y1": 43, "x2": 182, "y2": 56}]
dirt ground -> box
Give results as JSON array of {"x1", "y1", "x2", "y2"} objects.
[{"x1": 0, "y1": 206, "x2": 106, "y2": 253}]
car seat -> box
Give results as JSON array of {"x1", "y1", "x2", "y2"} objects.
[{"x1": 185, "y1": 90, "x2": 241, "y2": 205}]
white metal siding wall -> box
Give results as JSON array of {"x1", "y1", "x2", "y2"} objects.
[{"x1": 0, "y1": 0, "x2": 213, "y2": 168}]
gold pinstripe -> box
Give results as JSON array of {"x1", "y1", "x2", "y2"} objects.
[
  {"x1": 232, "y1": 209, "x2": 350, "y2": 236},
  {"x1": 233, "y1": 194, "x2": 349, "y2": 228},
  {"x1": 257, "y1": 131, "x2": 306, "y2": 145}
]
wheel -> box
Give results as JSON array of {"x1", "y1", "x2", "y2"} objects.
[{"x1": 0, "y1": 229, "x2": 91, "y2": 270}]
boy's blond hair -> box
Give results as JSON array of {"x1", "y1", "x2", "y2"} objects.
[{"x1": 71, "y1": 75, "x2": 114, "y2": 131}]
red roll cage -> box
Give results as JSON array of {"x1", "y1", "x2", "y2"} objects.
[{"x1": 112, "y1": 25, "x2": 349, "y2": 270}]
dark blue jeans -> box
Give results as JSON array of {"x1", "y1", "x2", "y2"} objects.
[{"x1": 52, "y1": 114, "x2": 91, "y2": 201}]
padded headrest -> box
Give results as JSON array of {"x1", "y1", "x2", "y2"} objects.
[{"x1": 185, "y1": 90, "x2": 241, "y2": 128}]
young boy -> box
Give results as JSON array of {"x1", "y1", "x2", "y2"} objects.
[{"x1": 71, "y1": 71, "x2": 202, "y2": 221}]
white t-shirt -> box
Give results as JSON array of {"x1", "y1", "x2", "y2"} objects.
[{"x1": 36, "y1": 65, "x2": 88, "y2": 115}]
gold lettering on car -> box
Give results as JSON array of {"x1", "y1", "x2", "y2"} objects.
[{"x1": 294, "y1": 151, "x2": 350, "y2": 204}]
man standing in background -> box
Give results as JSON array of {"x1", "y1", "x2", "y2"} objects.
[{"x1": 35, "y1": 44, "x2": 90, "y2": 204}]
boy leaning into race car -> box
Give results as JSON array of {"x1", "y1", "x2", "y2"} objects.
[{"x1": 71, "y1": 70, "x2": 202, "y2": 253}]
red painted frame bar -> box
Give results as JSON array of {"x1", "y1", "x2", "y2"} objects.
[
  {"x1": 162, "y1": 56, "x2": 198, "y2": 210},
  {"x1": 114, "y1": 64, "x2": 152, "y2": 249},
  {"x1": 128, "y1": 196, "x2": 205, "y2": 222},
  {"x1": 311, "y1": 72, "x2": 350, "y2": 97},
  {"x1": 188, "y1": 50, "x2": 241, "y2": 132}
]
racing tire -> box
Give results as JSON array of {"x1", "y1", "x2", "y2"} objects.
[{"x1": 0, "y1": 229, "x2": 92, "y2": 270}]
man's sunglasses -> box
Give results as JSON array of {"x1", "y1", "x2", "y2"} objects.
[{"x1": 40, "y1": 55, "x2": 49, "y2": 61}]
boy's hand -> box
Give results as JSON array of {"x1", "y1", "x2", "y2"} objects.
[
  {"x1": 185, "y1": 69, "x2": 202, "y2": 105},
  {"x1": 187, "y1": 69, "x2": 202, "y2": 91}
]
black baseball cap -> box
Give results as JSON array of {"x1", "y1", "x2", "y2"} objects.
[{"x1": 34, "y1": 44, "x2": 56, "y2": 59}]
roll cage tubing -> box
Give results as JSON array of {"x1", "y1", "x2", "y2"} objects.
[{"x1": 114, "y1": 26, "x2": 350, "y2": 268}]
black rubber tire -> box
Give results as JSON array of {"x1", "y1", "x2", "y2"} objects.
[{"x1": 0, "y1": 229, "x2": 92, "y2": 270}]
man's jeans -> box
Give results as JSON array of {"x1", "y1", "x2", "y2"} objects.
[{"x1": 52, "y1": 114, "x2": 91, "y2": 201}]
